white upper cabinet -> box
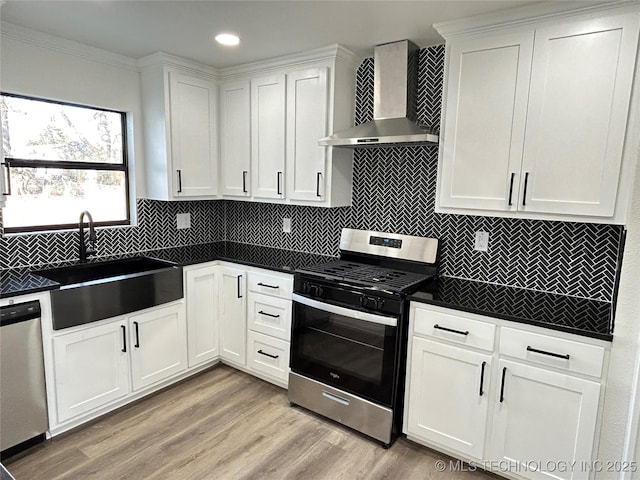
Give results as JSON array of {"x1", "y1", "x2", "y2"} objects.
[
  {"x1": 436, "y1": 4, "x2": 640, "y2": 223},
  {"x1": 220, "y1": 80, "x2": 252, "y2": 197},
  {"x1": 520, "y1": 13, "x2": 638, "y2": 217},
  {"x1": 140, "y1": 54, "x2": 219, "y2": 200},
  {"x1": 219, "y1": 46, "x2": 357, "y2": 207},
  {"x1": 439, "y1": 31, "x2": 533, "y2": 212},
  {"x1": 286, "y1": 67, "x2": 329, "y2": 202},
  {"x1": 251, "y1": 74, "x2": 286, "y2": 199}
]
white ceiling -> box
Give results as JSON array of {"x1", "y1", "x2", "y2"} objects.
[{"x1": 1, "y1": 0, "x2": 549, "y2": 68}]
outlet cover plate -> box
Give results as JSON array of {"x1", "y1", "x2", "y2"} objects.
[
  {"x1": 474, "y1": 231, "x2": 489, "y2": 252},
  {"x1": 176, "y1": 213, "x2": 191, "y2": 230},
  {"x1": 283, "y1": 218, "x2": 291, "y2": 234}
]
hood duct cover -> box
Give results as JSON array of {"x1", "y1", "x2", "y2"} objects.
[{"x1": 319, "y1": 40, "x2": 439, "y2": 148}]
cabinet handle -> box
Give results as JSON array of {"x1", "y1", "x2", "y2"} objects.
[
  {"x1": 526, "y1": 346, "x2": 570, "y2": 360},
  {"x1": 257, "y1": 349, "x2": 279, "y2": 359},
  {"x1": 499, "y1": 367, "x2": 507, "y2": 403},
  {"x1": 133, "y1": 321, "x2": 140, "y2": 348},
  {"x1": 277, "y1": 171, "x2": 282, "y2": 195},
  {"x1": 316, "y1": 172, "x2": 322, "y2": 197},
  {"x1": 257, "y1": 282, "x2": 279, "y2": 289},
  {"x1": 176, "y1": 169, "x2": 182, "y2": 193},
  {"x1": 258, "y1": 310, "x2": 280, "y2": 319},
  {"x1": 121, "y1": 325, "x2": 127, "y2": 353},
  {"x1": 479, "y1": 361, "x2": 487, "y2": 396},
  {"x1": 522, "y1": 172, "x2": 529, "y2": 206},
  {"x1": 1, "y1": 162, "x2": 11, "y2": 196},
  {"x1": 242, "y1": 171, "x2": 248, "y2": 193},
  {"x1": 507, "y1": 173, "x2": 515, "y2": 206},
  {"x1": 237, "y1": 275, "x2": 243, "y2": 298},
  {"x1": 434, "y1": 324, "x2": 469, "y2": 336}
]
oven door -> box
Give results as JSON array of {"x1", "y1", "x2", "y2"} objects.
[{"x1": 290, "y1": 293, "x2": 399, "y2": 406}]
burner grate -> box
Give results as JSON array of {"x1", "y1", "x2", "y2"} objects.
[{"x1": 298, "y1": 260, "x2": 432, "y2": 292}]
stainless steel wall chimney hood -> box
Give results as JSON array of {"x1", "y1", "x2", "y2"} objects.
[{"x1": 319, "y1": 40, "x2": 439, "y2": 148}]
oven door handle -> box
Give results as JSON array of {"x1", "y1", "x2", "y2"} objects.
[{"x1": 292, "y1": 293, "x2": 398, "y2": 327}]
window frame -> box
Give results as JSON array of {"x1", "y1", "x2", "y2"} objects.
[{"x1": 1, "y1": 92, "x2": 131, "y2": 233}]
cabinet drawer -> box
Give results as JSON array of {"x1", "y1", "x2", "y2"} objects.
[
  {"x1": 248, "y1": 293, "x2": 292, "y2": 341},
  {"x1": 248, "y1": 272, "x2": 293, "y2": 299},
  {"x1": 247, "y1": 330, "x2": 290, "y2": 385},
  {"x1": 499, "y1": 327, "x2": 605, "y2": 378},
  {"x1": 413, "y1": 305, "x2": 496, "y2": 352}
]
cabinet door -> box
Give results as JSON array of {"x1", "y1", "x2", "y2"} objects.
[
  {"x1": 406, "y1": 337, "x2": 491, "y2": 460},
  {"x1": 490, "y1": 359, "x2": 601, "y2": 480},
  {"x1": 220, "y1": 81, "x2": 251, "y2": 197},
  {"x1": 521, "y1": 14, "x2": 639, "y2": 216},
  {"x1": 251, "y1": 74, "x2": 286, "y2": 199},
  {"x1": 169, "y1": 72, "x2": 218, "y2": 197},
  {"x1": 219, "y1": 267, "x2": 247, "y2": 366},
  {"x1": 52, "y1": 321, "x2": 130, "y2": 423},
  {"x1": 129, "y1": 303, "x2": 187, "y2": 391},
  {"x1": 286, "y1": 67, "x2": 328, "y2": 201},
  {"x1": 185, "y1": 265, "x2": 219, "y2": 368},
  {"x1": 439, "y1": 31, "x2": 533, "y2": 211}
]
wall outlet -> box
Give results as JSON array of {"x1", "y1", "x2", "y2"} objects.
[
  {"x1": 474, "y1": 231, "x2": 489, "y2": 252},
  {"x1": 176, "y1": 213, "x2": 191, "y2": 230},
  {"x1": 282, "y1": 218, "x2": 292, "y2": 234}
]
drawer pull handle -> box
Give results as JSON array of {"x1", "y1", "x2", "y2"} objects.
[
  {"x1": 434, "y1": 324, "x2": 469, "y2": 336},
  {"x1": 258, "y1": 310, "x2": 280, "y2": 319},
  {"x1": 500, "y1": 367, "x2": 507, "y2": 403},
  {"x1": 322, "y1": 390, "x2": 350, "y2": 406},
  {"x1": 526, "y1": 346, "x2": 570, "y2": 360},
  {"x1": 237, "y1": 275, "x2": 243, "y2": 298},
  {"x1": 257, "y1": 349, "x2": 279, "y2": 359},
  {"x1": 257, "y1": 282, "x2": 279, "y2": 289},
  {"x1": 479, "y1": 361, "x2": 487, "y2": 397}
]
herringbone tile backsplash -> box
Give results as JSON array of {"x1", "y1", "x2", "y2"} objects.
[{"x1": 0, "y1": 45, "x2": 625, "y2": 303}]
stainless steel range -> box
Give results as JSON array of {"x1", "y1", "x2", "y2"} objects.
[{"x1": 289, "y1": 228, "x2": 439, "y2": 447}]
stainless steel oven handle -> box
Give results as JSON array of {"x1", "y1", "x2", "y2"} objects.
[
  {"x1": 322, "y1": 390, "x2": 350, "y2": 406},
  {"x1": 292, "y1": 293, "x2": 398, "y2": 327}
]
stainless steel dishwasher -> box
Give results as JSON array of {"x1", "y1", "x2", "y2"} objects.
[{"x1": 0, "y1": 300, "x2": 48, "y2": 458}]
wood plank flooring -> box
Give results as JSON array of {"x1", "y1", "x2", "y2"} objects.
[{"x1": 5, "y1": 366, "x2": 494, "y2": 480}]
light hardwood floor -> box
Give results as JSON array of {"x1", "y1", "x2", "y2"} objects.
[{"x1": 5, "y1": 366, "x2": 493, "y2": 480}]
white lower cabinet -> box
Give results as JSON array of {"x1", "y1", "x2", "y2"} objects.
[
  {"x1": 490, "y1": 360, "x2": 601, "y2": 480},
  {"x1": 52, "y1": 320, "x2": 130, "y2": 423},
  {"x1": 405, "y1": 302, "x2": 608, "y2": 480},
  {"x1": 406, "y1": 337, "x2": 491, "y2": 460},
  {"x1": 51, "y1": 300, "x2": 187, "y2": 426},
  {"x1": 129, "y1": 303, "x2": 188, "y2": 391},
  {"x1": 219, "y1": 266, "x2": 247, "y2": 366},
  {"x1": 185, "y1": 263, "x2": 219, "y2": 367}
]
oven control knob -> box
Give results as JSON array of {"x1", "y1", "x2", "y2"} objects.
[
  {"x1": 304, "y1": 283, "x2": 323, "y2": 297},
  {"x1": 360, "y1": 296, "x2": 384, "y2": 311}
]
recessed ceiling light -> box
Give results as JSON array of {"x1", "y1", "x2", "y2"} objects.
[{"x1": 215, "y1": 33, "x2": 240, "y2": 46}]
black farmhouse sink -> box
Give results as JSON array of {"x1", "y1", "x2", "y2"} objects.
[{"x1": 34, "y1": 257, "x2": 183, "y2": 330}]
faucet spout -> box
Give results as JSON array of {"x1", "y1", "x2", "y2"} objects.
[{"x1": 79, "y1": 210, "x2": 97, "y2": 263}]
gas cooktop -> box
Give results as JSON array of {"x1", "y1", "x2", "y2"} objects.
[{"x1": 296, "y1": 259, "x2": 435, "y2": 293}]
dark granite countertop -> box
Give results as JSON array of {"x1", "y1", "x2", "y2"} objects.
[
  {"x1": 411, "y1": 276, "x2": 613, "y2": 342},
  {"x1": 0, "y1": 242, "x2": 335, "y2": 299}
]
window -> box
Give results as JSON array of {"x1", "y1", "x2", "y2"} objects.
[{"x1": 1, "y1": 93, "x2": 130, "y2": 233}]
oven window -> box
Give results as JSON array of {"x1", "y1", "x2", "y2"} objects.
[{"x1": 290, "y1": 301, "x2": 398, "y2": 406}]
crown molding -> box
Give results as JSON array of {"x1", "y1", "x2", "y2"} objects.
[
  {"x1": 0, "y1": 21, "x2": 139, "y2": 71},
  {"x1": 434, "y1": 0, "x2": 640, "y2": 38},
  {"x1": 137, "y1": 52, "x2": 220, "y2": 79},
  {"x1": 219, "y1": 44, "x2": 361, "y2": 80}
]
